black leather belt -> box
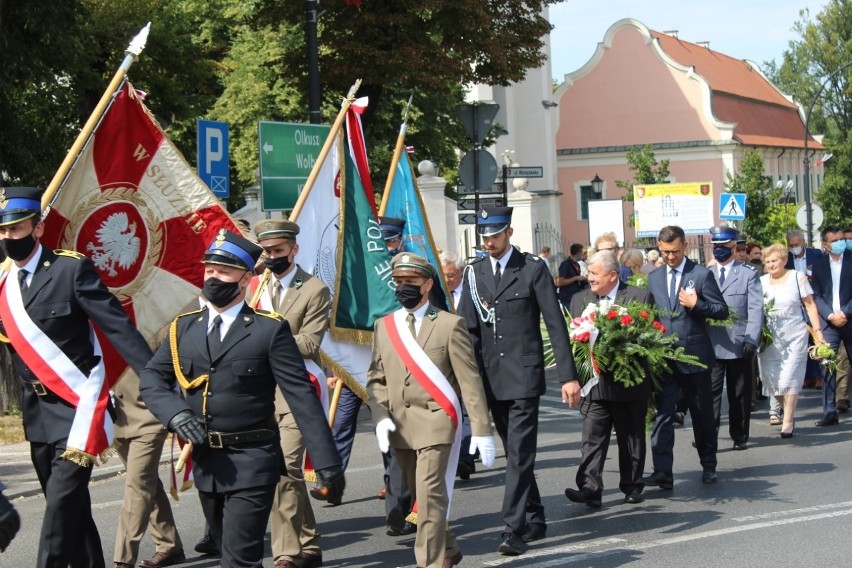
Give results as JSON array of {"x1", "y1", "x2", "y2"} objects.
[
  {"x1": 207, "y1": 429, "x2": 276, "y2": 448},
  {"x1": 22, "y1": 380, "x2": 49, "y2": 396}
]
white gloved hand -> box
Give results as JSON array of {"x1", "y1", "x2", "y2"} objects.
[
  {"x1": 469, "y1": 435, "x2": 496, "y2": 468},
  {"x1": 375, "y1": 418, "x2": 396, "y2": 454}
]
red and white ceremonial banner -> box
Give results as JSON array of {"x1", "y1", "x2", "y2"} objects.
[
  {"x1": 383, "y1": 310, "x2": 463, "y2": 518},
  {"x1": 41, "y1": 83, "x2": 241, "y2": 384}
]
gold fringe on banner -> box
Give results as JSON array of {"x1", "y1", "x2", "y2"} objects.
[{"x1": 317, "y1": 349, "x2": 369, "y2": 401}]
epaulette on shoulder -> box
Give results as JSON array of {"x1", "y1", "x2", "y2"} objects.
[
  {"x1": 469, "y1": 255, "x2": 487, "y2": 264},
  {"x1": 53, "y1": 249, "x2": 85, "y2": 259},
  {"x1": 253, "y1": 308, "x2": 285, "y2": 321},
  {"x1": 175, "y1": 306, "x2": 207, "y2": 323},
  {"x1": 524, "y1": 252, "x2": 541, "y2": 262},
  {"x1": 741, "y1": 263, "x2": 757, "y2": 271}
]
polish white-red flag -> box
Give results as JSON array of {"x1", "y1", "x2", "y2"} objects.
[{"x1": 41, "y1": 82, "x2": 241, "y2": 383}]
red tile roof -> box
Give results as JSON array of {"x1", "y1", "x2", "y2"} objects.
[{"x1": 651, "y1": 31, "x2": 822, "y2": 149}]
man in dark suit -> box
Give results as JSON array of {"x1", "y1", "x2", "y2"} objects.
[
  {"x1": 556, "y1": 243, "x2": 587, "y2": 309},
  {"x1": 563, "y1": 251, "x2": 652, "y2": 508},
  {"x1": 0, "y1": 187, "x2": 154, "y2": 568},
  {"x1": 140, "y1": 230, "x2": 344, "y2": 568},
  {"x1": 705, "y1": 225, "x2": 763, "y2": 451},
  {"x1": 642, "y1": 225, "x2": 728, "y2": 488},
  {"x1": 809, "y1": 226, "x2": 852, "y2": 427},
  {"x1": 458, "y1": 207, "x2": 579, "y2": 556}
]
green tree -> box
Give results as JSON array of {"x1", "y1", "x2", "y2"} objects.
[
  {"x1": 724, "y1": 149, "x2": 786, "y2": 244},
  {"x1": 763, "y1": 0, "x2": 852, "y2": 227},
  {"x1": 615, "y1": 144, "x2": 671, "y2": 202}
]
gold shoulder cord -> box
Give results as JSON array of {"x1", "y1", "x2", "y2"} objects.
[
  {"x1": 0, "y1": 331, "x2": 9, "y2": 344},
  {"x1": 170, "y1": 310, "x2": 209, "y2": 391},
  {"x1": 53, "y1": 249, "x2": 85, "y2": 259}
]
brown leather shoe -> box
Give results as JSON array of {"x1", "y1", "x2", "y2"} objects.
[
  {"x1": 377, "y1": 484, "x2": 387, "y2": 500},
  {"x1": 273, "y1": 560, "x2": 298, "y2": 568},
  {"x1": 114, "y1": 564, "x2": 133, "y2": 568},
  {"x1": 443, "y1": 551, "x2": 463, "y2": 568},
  {"x1": 309, "y1": 485, "x2": 342, "y2": 506},
  {"x1": 138, "y1": 549, "x2": 186, "y2": 568}
]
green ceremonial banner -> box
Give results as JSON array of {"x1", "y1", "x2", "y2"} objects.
[{"x1": 331, "y1": 149, "x2": 399, "y2": 343}]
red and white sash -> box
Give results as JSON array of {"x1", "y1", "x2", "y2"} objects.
[
  {"x1": 383, "y1": 310, "x2": 463, "y2": 518},
  {"x1": 0, "y1": 269, "x2": 112, "y2": 465}
]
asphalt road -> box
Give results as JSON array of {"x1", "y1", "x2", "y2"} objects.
[{"x1": 3, "y1": 384, "x2": 852, "y2": 567}]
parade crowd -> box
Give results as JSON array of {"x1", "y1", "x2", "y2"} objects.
[{"x1": 0, "y1": 186, "x2": 850, "y2": 568}]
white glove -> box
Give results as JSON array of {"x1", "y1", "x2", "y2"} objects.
[
  {"x1": 375, "y1": 418, "x2": 396, "y2": 454},
  {"x1": 469, "y1": 435, "x2": 496, "y2": 468}
]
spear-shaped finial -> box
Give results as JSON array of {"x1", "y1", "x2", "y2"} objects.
[{"x1": 126, "y1": 22, "x2": 151, "y2": 59}]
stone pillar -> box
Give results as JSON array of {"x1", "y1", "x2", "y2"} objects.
[
  {"x1": 507, "y1": 178, "x2": 539, "y2": 254},
  {"x1": 416, "y1": 160, "x2": 458, "y2": 253}
]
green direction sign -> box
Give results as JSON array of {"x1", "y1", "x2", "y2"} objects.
[{"x1": 258, "y1": 121, "x2": 330, "y2": 211}]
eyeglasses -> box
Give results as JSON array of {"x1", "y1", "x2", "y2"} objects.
[
  {"x1": 659, "y1": 249, "x2": 683, "y2": 257},
  {"x1": 443, "y1": 271, "x2": 459, "y2": 280},
  {"x1": 597, "y1": 247, "x2": 616, "y2": 252}
]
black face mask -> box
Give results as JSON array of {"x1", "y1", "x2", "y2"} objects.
[
  {"x1": 264, "y1": 256, "x2": 292, "y2": 275},
  {"x1": 0, "y1": 232, "x2": 37, "y2": 262},
  {"x1": 394, "y1": 283, "x2": 424, "y2": 309},
  {"x1": 713, "y1": 245, "x2": 734, "y2": 263},
  {"x1": 203, "y1": 276, "x2": 243, "y2": 308}
]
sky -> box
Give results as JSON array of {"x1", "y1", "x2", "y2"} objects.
[{"x1": 549, "y1": 0, "x2": 829, "y2": 83}]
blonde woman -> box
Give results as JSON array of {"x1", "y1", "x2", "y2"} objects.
[{"x1": 759, "y1": 243, "x2": 823, "y2": 437}]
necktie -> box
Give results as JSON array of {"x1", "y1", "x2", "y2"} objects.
[
  {"x1": 272, "y1": 280, "x2": 282, "y2": 311},
  {"x1": 18, "y1": 269, "x2": 28, "y2": 293},
  {"x1": 494, "y1": 262, "x2": 502, "y2": 287},
  {"x1": 208, "y1": 315, "x2": 223, "y2": 358},
  {"x1": 669, "y1": 268, "x2": 678, "y2": 310},
  {"x1": 719, "y1": 266, "x2": 726, "y2": 287},
  {"x1": 406, "y1": 313, "x2": 416, "y2": 338}
]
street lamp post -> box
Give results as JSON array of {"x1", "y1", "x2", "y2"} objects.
[{"x1": 802, "y1": 61, "x2": 852, "y2": 244}]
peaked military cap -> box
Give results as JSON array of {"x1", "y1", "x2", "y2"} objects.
[
  {"x1": 477, "y1": 206, "x2": 513, "y2": 237},
  {"x1": 709, "y1": 224, "x2": 739, "y2": 244},
  {"x1": 391, "y1": 252, "x2": 435, "y2": 278},
  {"x1": 0, "y1": 187, "x2": 42, "y2": 227},
  {"x1": 203, "y1": 229, "x2": 263, "y2": 271},
  {"x1": 378, "y1": 216, "x2": 405, "y2": 240},
  {"x1": 253, "y1": 219, "x2": 299, "y2": 241}
]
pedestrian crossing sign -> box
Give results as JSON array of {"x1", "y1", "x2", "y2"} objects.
[{"x1": 719, "y1": 193, "x2": 746, "y2": 221}]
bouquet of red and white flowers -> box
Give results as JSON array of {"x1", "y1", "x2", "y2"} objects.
[{"x1": 564, "y1": 299, "x2": 704, "y2": 388}]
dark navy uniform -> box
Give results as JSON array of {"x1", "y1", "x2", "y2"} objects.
[
  {"x1": 458, "y1": 207, "x2": 577, "y2": 553},
  {"x1": 0, "y1": 187, "x2": 153, "y2": 568},
  {"x1": 140, "y1": 230, "x2": 341, "y2": 568}
]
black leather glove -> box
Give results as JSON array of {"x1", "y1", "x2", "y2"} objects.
[
  {"x1": 0, "y1": 491, "x2": 21, "y2": 552},
  {"x1": 316, "y1": 465, "x2": 346, "y2": 505},
  {"x1": 741, "y1": 342, "x2": 757, "y2": 359},
  {"x1": 168, "y1": 410, "x2": 207, "y2": 446}
]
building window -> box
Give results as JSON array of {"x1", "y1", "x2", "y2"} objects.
[{"x1": 579, "y1": 184, "x2": 595, "y2": 220}]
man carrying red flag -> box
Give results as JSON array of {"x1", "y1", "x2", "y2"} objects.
[{"x1": 0, "y1": 186, "x2": 154, "y2": 568}]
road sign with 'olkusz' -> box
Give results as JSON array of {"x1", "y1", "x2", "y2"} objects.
[
  {"x1": 719, "y1": 193, "x2": 746, "y2": 221},
  {"x1": 197, "y1": 120, "x2": 229, "y2": 198},
  {"x1": 258, "y1": 121, "x2": 330, "y2": 211}
]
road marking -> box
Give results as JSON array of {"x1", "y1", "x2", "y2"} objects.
[
  {"x1": 732, "y1": 501, "x2": 852, "y2": 522},
  {"x1": 91, "y1": 499, "x2": 124, "y2": 510},
  {"x1": 485, "y1": 507, "x2": 852, "y2": 566},
  {"x1": 483, "y1": 538, "x2": 628, "y2": 566}
]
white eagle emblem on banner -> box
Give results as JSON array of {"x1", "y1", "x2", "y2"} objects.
[{"x1": 86, "y1": 212, "x2": 141, "y2": 277}]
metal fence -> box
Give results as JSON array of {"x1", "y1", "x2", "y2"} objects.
[{"x1": 533, "y1": 223, "x2": 570, "y2": 276}]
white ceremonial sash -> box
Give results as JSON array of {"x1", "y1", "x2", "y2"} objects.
[
  {"x1": 0, "y1": 270, "x2": 111, "y2": 463},
  {"x1": 384, "y1": 311, "x2": 463, "y2": 518}
]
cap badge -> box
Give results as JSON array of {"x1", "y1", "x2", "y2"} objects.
[
  {"x1": 264, "y1": 221, "x2": 272, "y2": 230},
  {"x1": 0, "y1": 188, "x2": 6, "y2": 209},
  {"x1": 402, "y1": 254, "x2": 410, "y2": 263},
  {"x1": 480, "y1": 210, "x2": 488, "y2": 219},
  {"x1": 214, "y1": 228, "x2": 227, "y2": 247}
]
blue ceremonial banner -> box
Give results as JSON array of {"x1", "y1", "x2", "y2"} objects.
[{"x1": 383, "y1": 155, "x2": 451, "y2": 303}]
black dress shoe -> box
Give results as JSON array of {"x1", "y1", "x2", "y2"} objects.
[
  {"x1": 641, "y1": 471, "x2": 674, "y2": 490},
  {"x1": 624, "y1": 491, "x2": 644, "y2": 504},
  {"x1": 386, "y1": 521, "x2": 417, "y2": 536},
  {"x1": 815, "y1": 413, "x2": 839, "y2": 427},
  {"x1": 194, "y1": 535, "x2": 219, "y2": 555},
  {"x1": 300, "y1": 552, "x2": 323, "y2": 568},
  {"x1": 732, "y1": 442, "x2": 748, "y2": 451},
  {"x1": 456, "y1": 461, "x2": 475, "y2": 480},
  {"x1": 702, "y1": 469, "x2": 718, "y2": 484},
  {"x1": 564, "y1": 487, "x2": 602, "y2": 508},
  {"x1": 521, "y1": 523, "x2": 547, "y2": 543},
  {"x1": 497, "y1": 532, "x2": 527, "y2": 556},
  {"x1": 442, "y1": 550, "x2": 463, "y2": 568}
]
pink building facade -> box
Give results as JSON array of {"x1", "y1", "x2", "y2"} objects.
[{"x1": 553, "y1": 18, "x2": 823, "y2": 246}]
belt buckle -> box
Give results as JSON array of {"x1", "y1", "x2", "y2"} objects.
[
  {"x1": 32, "y1": 381, "x2": 48, "y2": 396},
  {"x1": 208, "y1": 432, "x2": 224, "y2": 449}
]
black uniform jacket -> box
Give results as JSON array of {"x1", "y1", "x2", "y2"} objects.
[
  {"x1": 570, "y1": 283, "x2": 653, "y2": 402},
  {"x1": 0, "y1": 247, "x2": 153, "y2": 444},
  {"x1": 458, "y1": 248, "x2": 577, "y2": 400},
  {"x1": 139, "y1": 303, "x2": 340, "y2": 492}
]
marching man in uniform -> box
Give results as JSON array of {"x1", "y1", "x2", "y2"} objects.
[
  {"x1": 140, "y1": 229, "x2": 344, "y2": 568},
  {"x1": 252, "y1": 219, "x2": 329, "y2": 568},
  {"x1": 368, "y1": 253, "x2": 495, "y2": 568},
  {"x1": 0, "y1": 186, "x2": 154, "y2": 568}
]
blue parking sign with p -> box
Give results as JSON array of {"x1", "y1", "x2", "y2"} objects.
[{"x1": 197, "y1": 120, "x2": 229, "y2": 198}]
